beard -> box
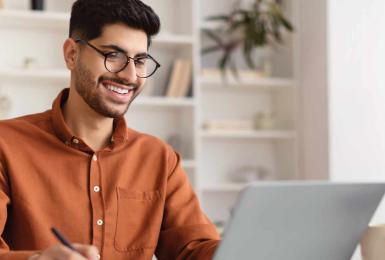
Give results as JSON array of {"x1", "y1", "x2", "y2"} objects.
[{"x1": 73, "y1": 61, "x2": 139, "y2": 118}]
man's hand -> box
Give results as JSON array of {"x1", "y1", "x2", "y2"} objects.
[{"x1": 29, "y1": 244, "x2": 99, "y2": 260}]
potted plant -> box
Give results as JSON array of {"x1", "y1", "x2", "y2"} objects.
[{"x1": 202, "y1": 0, "x2": 294, "y2": 78}]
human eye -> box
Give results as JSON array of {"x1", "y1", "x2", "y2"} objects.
[
  {"x1": 106, "y1": 52, "x2": 124, "y2": 60},
  {"x1": 134, "y1": 57, "x2": 147, "y2": 66}
]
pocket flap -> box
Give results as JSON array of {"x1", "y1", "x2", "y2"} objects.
[{"x1": 117, "y1": 187, "x2": 161, "y2": 201}]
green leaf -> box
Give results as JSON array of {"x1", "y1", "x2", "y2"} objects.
[
  {"x1": 201, "y1": 45, "x2": 224, "y2": 55},
  {"x1": 272, "y1": 17, "x2": 283, "y2": 43},
  {"x1": 202, "y1": 29, "x2": 223, "y2": 45},
  {"x1": 219, "y1": 51, "x2": 231, "y2": 71},
  {"x1": 229, "y1": 20, "x2": 245, "y2": 31},
  {"x1": 206, "y1": 15, "x2": 230, "y2": 22},
  {"x1": 270, "y1": 3, "x2": 294, "y2": 31},
  {"x1": 278, "y1": 16, "x2": 294, "y2": 31},
  {"x1": 243, "y1": 35, "x2": 256, "y2": 69},
  {"x1": 204, "y1": 0, "x2": 294, "y2": 74}
]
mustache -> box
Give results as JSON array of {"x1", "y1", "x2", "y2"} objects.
[{"x1": 98, "y1": 76, "x2": 138, "y2": 89}]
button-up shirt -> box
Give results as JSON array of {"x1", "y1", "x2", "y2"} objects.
[{"x1": 0, "y1": 89, "x2": 220, "y2": 259}]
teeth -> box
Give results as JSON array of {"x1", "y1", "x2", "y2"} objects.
[{"x1": 105, "y1": 84, "x2": 129, "y2": 94}]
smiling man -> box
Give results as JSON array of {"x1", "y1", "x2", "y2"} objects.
[{"x1": 0, "y1": 0, "x2": 220, "y2": 259}]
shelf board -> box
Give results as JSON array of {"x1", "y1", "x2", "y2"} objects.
[
  {"x1": 0, "y1": 71, "x2": 194, "y2": 106},
  {"x1": 199, "y1": 76, "x2": 296, "y2": 90},
  {"x1": 0, "y1": 9, "x2": 69, "y2": 29},
  {"x1": 0, "y1": 10, "x2": 193, "y2": 47},
  {"x1": 199, "y1": 21, "x2": 224, "y2": 30},
  {"x1": 0, "y1": 68, "x2": 69, "y2": 82},
  {"x1": 153, "y1": 34, "x2": 194, "y2": 46},
  {"x1": 132, "y1": 96, "x2": 195, "y2": 107},
  {"x1": 202, "y1": 183, "x2": 247, "y2": 192},
  {"x1": 200, "y1": 129, "x2": 296, "y2": 139},
  {"x1": 182, "y1": 160, "x2": 196, "y2": 169}
]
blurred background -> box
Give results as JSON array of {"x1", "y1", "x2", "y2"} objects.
[{"x1": 1, "y1": 0, "x2": 385, "y2": 259}]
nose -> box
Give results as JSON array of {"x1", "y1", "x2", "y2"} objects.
[{"x1": 116, "y1": 60, "x2": 138, "y2": 82}]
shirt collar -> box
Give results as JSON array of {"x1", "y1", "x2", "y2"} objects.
[{"x1": 51, "y1": 88, "x2": 128, "y2": 151}]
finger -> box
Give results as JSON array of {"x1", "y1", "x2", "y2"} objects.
[{"x1": 73, "y1": 244, "x2": 99, "y2": 260}]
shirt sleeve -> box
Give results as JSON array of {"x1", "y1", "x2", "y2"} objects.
[
  {"x1": 0, "y1": 160, "x2": 39, "y2": 259},
  {"x1": 155, "y1": 148, "x2": 221, "y2": 260}
]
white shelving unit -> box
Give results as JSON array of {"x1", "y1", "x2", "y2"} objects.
[
  {"x1": 199, "y1": 76, "x2": 296, "y2": 89},
  {"x1": 201, "y1": 183, "x2": 247, "y2": 192},
  {"x1": 0, "y1": 0, "x2": 300, "y2": 227},
  {"x1": 0, "y1": 9, "x2": 69, "y2": 28},
  {"x1": 0, "y1": 68, "x2": 69, "y2": 82},
  {"x1": 200, "y1": 129, "x2": 296, "y2": 139},
  {"x1": 153, "y1": 34, "x2": 194, "y2": 46},
  {"x1": 196, "y1": 0, "x2": 299, "y2": 225},
  {"x1": 133, "y1": 97, "x2": 195, "y2": 107}
]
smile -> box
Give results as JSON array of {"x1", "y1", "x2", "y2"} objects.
[
  {"x1": 105, "y1": 85, "x2": 129, "y2": 94},
  {"x1": 102, "y1": 80, "x2": 136, "y2": 96}
]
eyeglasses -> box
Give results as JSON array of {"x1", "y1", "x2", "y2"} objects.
[{"x1": 74, "y1": 39, "x2": 161, "y2": 78}]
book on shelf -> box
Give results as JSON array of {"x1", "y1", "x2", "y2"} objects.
[{"x1": 166, "y1": 59, "x2": 192, "y2": 97}]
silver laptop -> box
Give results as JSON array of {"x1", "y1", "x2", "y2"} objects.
[{"x1": 213, "y1": 182, "x2": 385, "y2": 260}]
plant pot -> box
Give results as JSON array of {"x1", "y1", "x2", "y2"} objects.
[{"x1": 31, "y1": 0, "x2": 44, "y2": 11}]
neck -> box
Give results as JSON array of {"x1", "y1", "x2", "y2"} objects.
[{"x1": 63, "y1": 88, "x2": 114, "y2": 151}]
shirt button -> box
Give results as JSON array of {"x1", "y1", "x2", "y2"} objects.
[
  {"x1": 72, "y1": 138, "x2": 79, "y2": 144},
  {"x1": 93, "y1": 186, "x2": 100, "y2": 192},
  {"x1": 92, "y1": 154, "x2": 97, "y2": 161},
  {"x1": 96, "y1": 219, "x2": 103, "y2": 226}
]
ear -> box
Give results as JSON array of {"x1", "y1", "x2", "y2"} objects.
[{"x1": 63, "y1": 38, "x2": 79, "y2": 70}]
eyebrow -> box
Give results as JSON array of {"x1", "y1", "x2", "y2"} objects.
[
  {"x1": 100, "y1": 44, "x2": 126, "y2": 53},
  {"x1": 100, "y1": 44, "x2": 148, "y2": 57}
]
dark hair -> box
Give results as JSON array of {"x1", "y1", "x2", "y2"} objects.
[{"x1": 69, "y1": 0, "x2": 160, "y2": 47}]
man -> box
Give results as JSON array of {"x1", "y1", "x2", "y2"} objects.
[{"x1": 0, "y1": 0, "x2": 220, "y2": 259}]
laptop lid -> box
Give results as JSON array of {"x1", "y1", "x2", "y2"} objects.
[{"x1": 213, "y1": 182, "x2": 385, "y2": 260}]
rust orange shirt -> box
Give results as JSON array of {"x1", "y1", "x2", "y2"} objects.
[{"x1": 0, "y1": 89, "x2": 220, "y2": 260}]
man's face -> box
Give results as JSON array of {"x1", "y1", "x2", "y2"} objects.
[{"x1": 73, "y1": 23, "x2": 148, "y2": 118}]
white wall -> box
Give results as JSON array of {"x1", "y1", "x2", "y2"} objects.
[
  {"x1": 300, "y1": 0, "x2": 385, "y2": 187},
  {"x1": 327, "y1": 1, "x2": 385, "y2": 259},
  {"x1": 328, "y1": 0, "x2": 385, "y2": 218},
  {"x1": 328, "y1": 0, "x2": 385, "y2": 184}
]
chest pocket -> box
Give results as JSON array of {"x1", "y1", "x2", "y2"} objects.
[{"x1": 114, "y1": 187, "x2": 164, "y2": 252}]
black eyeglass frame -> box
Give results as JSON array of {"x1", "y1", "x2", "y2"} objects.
[{"x1": 74, "y1": 38, "x2": 161, "y2": 78}]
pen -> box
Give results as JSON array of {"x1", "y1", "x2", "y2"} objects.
[{"x1": 51, "y1": 227, "x2": 77, "y2": 251}]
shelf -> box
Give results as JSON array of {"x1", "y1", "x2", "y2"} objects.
[
  {"x1": 153, "y1": 34, "x2": 194, "y2": 46},
  {"x1": 0, "y1": 71, "x2": 193, "y2": 107},
  {"x1": 199, "y1": 21, "x2": 224, "y2": 31},
  {"x1": 133, "y1": 96, "x2": 195, "y2": 107},
  {"x1": 0, "y1": 10, "x2": 193, "y2": 47},
  {"x1": 200, "y1": 129, "x2": 296, "y2": 140},
  {"x1": 0, "y1": 68, "x2": 69, "y2": 82},
  {"x1": 182, "y1": 160, "x2": 196, "y2": 169},
  {"x1": 202, "y1": 183, "x2": 247, "y2": 192},
  {"x1": 0, "y1": 9, "x2": 69, "y2": 29},
  {"x1": 199, "y1": 76, "x2": 296, "y2": 90}
]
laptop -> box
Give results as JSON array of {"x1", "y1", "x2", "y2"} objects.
[{"x1": 213, "y1": 182, "x2": 385, "y2": 260}]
